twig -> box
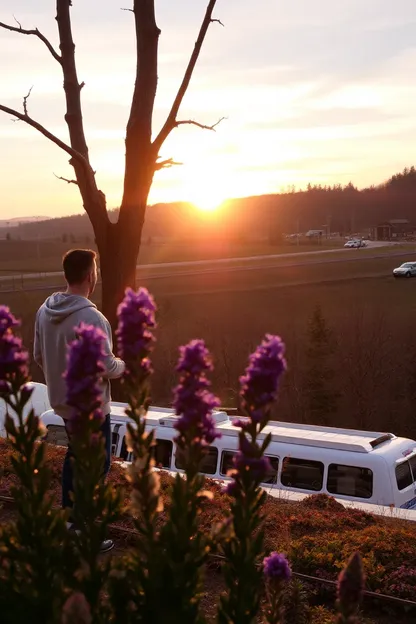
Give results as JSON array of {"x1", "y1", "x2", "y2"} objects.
[
  {"x1": 175, "y1": 117, "x2": 226, "y2": 132},
  {"x1": 12, "y1": 15, "x2": 22, "y2": 29},
  {"x1": 210, "y1": 18, "x2": 224, "y2": 27},
  {"x1": 22, "y1": 86, "x2": 33, "y2": 116},
  {"x1": 0, "y1": 19, "x2": 62, "y2": 64},
  {"x1": 155, "y1": 158, "x2": 183, "y2": 171},
  {"x1": 120, "y1": 7, "x2": 134, "y2": 12},
  {"x1": 54, "y1": 173, "x2": 79, "y2": 186}
]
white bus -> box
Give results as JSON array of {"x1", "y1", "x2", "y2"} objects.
[{"x1": 40, "y1": 403, "x2": 416, "y2": 512}]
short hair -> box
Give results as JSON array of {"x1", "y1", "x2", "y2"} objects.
[{"x1": 63, "y1": 249, "x2": 96, "y2": 285}]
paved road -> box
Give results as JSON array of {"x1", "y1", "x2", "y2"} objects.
[
  {"x1": 1, "y1": 248, "x2": 410, "y2": 297},
  {"x1": 0, "y1": 241, "x2": 405, "y2": 284}
]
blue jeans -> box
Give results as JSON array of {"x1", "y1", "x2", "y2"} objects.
[{"x1": 62, "y1": 414, "x2": 112, "y2": 514}]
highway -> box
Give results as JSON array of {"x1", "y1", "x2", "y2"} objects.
[
  {"x1": 0, "y1": 242, "x2": 411, "y2": 296},
  {"x1": 0, "y1": 241, "x2": 406, "y2": 282}
]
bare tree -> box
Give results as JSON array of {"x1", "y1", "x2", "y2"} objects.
[{"x1": 0, "y1": 1, "x2": 224, "y2": 326}]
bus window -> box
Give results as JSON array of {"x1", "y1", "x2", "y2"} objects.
[
  {"x1": 111, "y1": 431, "x2": 119, "y2": 456},
  {"x1": 396, "y1": 461, "x2": 413, "y2": 490},
  {"x1": 262, "y1": 456, "x2": 279, "y2": 485},
  {"x1": 176, "y1": 446, "x2": 218, "y2": 475},
  {"x1": 410, "y1": 456, "x2": 416, "y2": 481},
  {"x1": 281, "y1": 457, "x2": 324, "y2": 491},
  {"x1": 119, "y1": 437, "x2": 172, "y2": 468},
  {"x1": 327, "y1": 464, "x2": 373, "y2": 499},
  {"x1": 152, "y1": 439, "x2": 173, "y2": 469},
  {"x1": 220, "y1": 451, "x2": 236, "y2": 476},
  {"x1": 120, "y1": 436, "x2": 131, "y2": 461},
  {"x1": 220, "y1": 452, "x2": 279, "y2": 483}
]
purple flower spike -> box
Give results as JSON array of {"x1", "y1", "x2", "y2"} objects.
[
  {"x1": 176, "y1": 340, "x2": 214, "y2": 375},
  {"x1": 235, "y1": 453, "x2": 271, "y2": 483},
  {"x1": 240, "y1": 334, "x2": 286, "y2": 423},
  {"x1": 0, "y1": 306, "x2": 29, "y2": 391},
  {"x1": 116, "y1": 287, "x2": 156, "y2": 379},
  {"x1": 173, "y1": 339, "x2": 221, "y2": 449},
  {"x1": 65, "y1": 323, "x2": 106, "y2": 424},
  {"x1": 263, "y1": 552, "x2": 292, "y2": 582}
]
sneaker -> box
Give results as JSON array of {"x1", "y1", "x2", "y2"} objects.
[
  {"x1": 66, "y1": 522, "x2": 115, "y2": 553},
  {"x1": 100, "y1": 539, "x2": 115, "y2": 554}
]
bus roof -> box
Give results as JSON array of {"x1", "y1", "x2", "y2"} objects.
[{"x1": 109, "y1": 405, "x2": 398, "y2": 455}]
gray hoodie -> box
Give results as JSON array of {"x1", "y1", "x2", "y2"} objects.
[{"x1": 34, "y1": 293, "x2": 125, "y2": 420}]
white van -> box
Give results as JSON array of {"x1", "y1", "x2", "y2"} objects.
[{"x1": 40, "y1": 404, "x2": 416, "y2": 511}]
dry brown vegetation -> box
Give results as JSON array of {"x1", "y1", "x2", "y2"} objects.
[
  {"x1": 1, "y1": 440, "x2": 415, "y2": 623},
  {"x1": 1, "y1": 250, "x2": 416, "y2": 438}
]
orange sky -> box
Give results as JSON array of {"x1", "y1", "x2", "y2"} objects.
[{"x1": 1, "y1": 0, "x2": 416, "y2": 218}]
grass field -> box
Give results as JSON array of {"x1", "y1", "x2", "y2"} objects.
[
  {"x1": 0, "y1": 238, "x2": 344, "y2": 274},
  {"x1": 2, "y1": 248, "x2": 416, "y2": 440}
]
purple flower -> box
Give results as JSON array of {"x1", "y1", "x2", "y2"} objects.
[
  {"x1": 0, "y1": 306, "x2": 19, "y2": 336},
  {"x1": 173, "y1": 339, "x2": 221, "y2": 449},
  {"x1": 235, "y1": 452, "x2": 271, "y2": 482},
  {"x1": 263, "y1": 552, "x2": 292, "y2": 582},
  {"x1": 176, "y1": 340, "x2": 213, "y2": 375},
  {"x1": 225, "y1": 480, "x2": 239, "y2": 497},
  {"x1": 65, "y1": 323, "x2": 106, "y2": 425},
  {"x1": 240, "y1": 334, "x2": 286, "y2": 424},
  {"x1": 0, "y1": 306, "x2": 28, "y2": 392},
  {"x1": 116, "y1": 287, "x2": 156, "y2": 379}
]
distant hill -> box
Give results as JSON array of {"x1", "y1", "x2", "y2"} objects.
[
  {"x1": 4, "y1": 166, "x2": 416, "y2": 242},
  {"x1": 3, "y1": 197, "x2": 277, "y2": 242},
  {"x1": 0, "y1": 216, "x2": 50, "y2": 228}
]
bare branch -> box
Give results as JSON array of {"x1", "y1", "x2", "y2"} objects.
[
  {"x1": 120, "y1": 7, "x2": 134, "y2": 12},
  {"x1": 0, "y1": 103, "x2": 88, "y2": 168},
  {"x1": 54, "y1": 173, "x2": 79, "y2": 186},
  {"x1": 210, "y1": 18, "x2": 224, "y2": 27},
  {"x1": 153, "y1": 0, "x2": 220, "y2": 151},
  {"x1": 22, "y1": 86, "x2": 33, "y2": 116},
  {"x1": 176, "y1": 116, "x2": 226, "y2": 132},
  {"x1": 155, "y1": 158, "x2": 183, "y2": 171},
  {"x1": 0, "y1": 19, "x2": 62, "y2": 64}
]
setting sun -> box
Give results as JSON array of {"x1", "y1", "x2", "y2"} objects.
[
  {"x1": 192, "y1": 192, "x2": 223, "y2": 212},
  {"x1": 185, "y1": 166, "x2": 228, "y2": 213}
]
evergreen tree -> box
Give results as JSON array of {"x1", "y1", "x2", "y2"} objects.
[{"x1": 304, "y1": 306, "x2": 339, "y2": 426}]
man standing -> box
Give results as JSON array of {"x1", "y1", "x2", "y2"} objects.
[{"x1": 34, "y1": 249, "x2": 125, "y2": 553}]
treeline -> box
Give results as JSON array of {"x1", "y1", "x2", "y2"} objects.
[{"x1": 9, "y1": 166, "x2": 416, "y2": 242}]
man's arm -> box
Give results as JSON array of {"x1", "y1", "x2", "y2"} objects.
[
  {"x1": 99, "y1": 317, "x2": 125, "y2": 380},
  {"x1": 33, "y1": 312, "x2": 43, "y2": 370}
]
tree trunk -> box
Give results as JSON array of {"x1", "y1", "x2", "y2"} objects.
[{"x1": 97, "y1": 208, "x2": 146, "y2": 331}]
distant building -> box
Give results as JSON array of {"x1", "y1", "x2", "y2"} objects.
[
  {"x1": 371, "y1": 219, "x2": 415, "y2": 241},
  {"x1": 305, "y1": 229, "x2": 324, "y2": 238}
]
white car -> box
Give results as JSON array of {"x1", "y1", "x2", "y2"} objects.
[
  {"x1": 393, "y1": 262, "x2": 416, "y2": 278},
  {"x1": 344, "y1": 239, "x2": 366, "y2": 248}
]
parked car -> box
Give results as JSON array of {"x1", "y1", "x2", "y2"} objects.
[{"x1": 393, "y1": 262, "x2": 416, "y2": 278}]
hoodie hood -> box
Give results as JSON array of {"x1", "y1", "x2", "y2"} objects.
[{"x1": 42, "y1": 293, "x2": 96, "y2": 324}]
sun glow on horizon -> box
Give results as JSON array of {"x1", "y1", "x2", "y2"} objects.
[{"x1": 185, "y1": 168, "x2": 229, "y2": 213}]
